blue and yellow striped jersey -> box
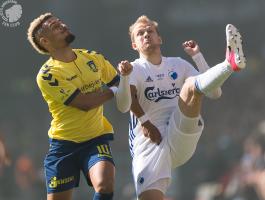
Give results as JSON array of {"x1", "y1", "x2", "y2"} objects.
[{"x1": 36, "y1": 49, "x2": 118, "y2": 142}]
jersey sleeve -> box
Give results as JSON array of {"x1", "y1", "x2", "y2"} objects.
[
  {"x1": 36, "y1": 67, "x2": 80, "y2": 105},
  {"x1": 129, "y1": 62, "x2": 140, "y2": 88},
  {"x1": 96, "y1": 53, "x2": 119, "y2": 86},
  {"x1": 181, "y1": 59, "x2": 199, "y2": 79}
]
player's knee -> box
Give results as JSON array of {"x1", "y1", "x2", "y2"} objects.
[
  {"x1": 177, "y1": 153, "x2": 193, "y2": 166},
  {"x1": 173, "y1": 148, "x2": 196, "y2": 167},
  {"x1": 94, "y1": 178, "x2": 114, "y2": 193},
  {"x1": 179, "y1": 77, "x2": 203, "y2": 112},
  {"x1": 206, "y1": 87, "x2": 222, "y2": 99},
  {"x1": 181, "y1": 77, "x2": 203, "y2": 99}
]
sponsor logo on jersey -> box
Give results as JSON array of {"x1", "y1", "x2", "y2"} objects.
[
  {"x1": 145, "y1": 76, "x2": 153, "y2": 82},
  {"x1": 48, "y1": 176, "x2": 75, "y2": 188},
  {"x1": 144, "y1": 84, "x2": 180, "y2": 102},
  {"x1": 168, "y1": 71, "x2": 178, "y2": 80},
  {"x1": 42, "y1": 73, "x2": 59, "y2": 86},
  {"x1": 80, "y1": 79, "x2": 101, "y2": 93}
]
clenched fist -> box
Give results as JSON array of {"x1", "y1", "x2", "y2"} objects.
[
  {"x1": 182, "y1": 40, "x2": 200, "y2": 57},
  {"x1": 118, "y1": 60, "x2": 133, "y2": 76}
]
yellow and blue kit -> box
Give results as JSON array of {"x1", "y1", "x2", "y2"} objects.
[{"x1": 37, "y1": 49, "x2": 119, "y2": 193}]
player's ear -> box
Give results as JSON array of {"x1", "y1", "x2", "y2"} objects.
[
  {"x1": 39, "y1": 37, "x2": 49, "y2": 48},
  {"x1": 159, "y1": 36, "x2": 162, "y2": 45},
  {"x1": 131, "y1": 42, "x2": 138, "y2": 50}
]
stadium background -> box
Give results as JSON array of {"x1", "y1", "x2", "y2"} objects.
[{"x1": 0, "y1": 0, "x2": 264, "y2": 199}]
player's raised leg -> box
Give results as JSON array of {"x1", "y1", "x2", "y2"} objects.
[
  {"x1": 169, "y1": 24, "x2": 246, "y2": 168},
  {"x1": 194, "y1": 24, "x2": 246, "y2": 96},
  {"x1": 177, "y1": 23, "x2": 246, "y2": 127}
]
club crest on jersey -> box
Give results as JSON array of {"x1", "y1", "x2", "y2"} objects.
[
  {"x1": 87, "y1": 60, "x2": 98, "y2": 72},
  {"x1": 168, "y1": 71, "x2": 178, "y2": 80},
  {"x1": 145, "y1": 76, "x2": 153, "y2": 82}
]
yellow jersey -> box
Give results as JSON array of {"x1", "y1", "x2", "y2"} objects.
[{"x1": 36, "y1": 49, "x2": 119, "y2": 143}]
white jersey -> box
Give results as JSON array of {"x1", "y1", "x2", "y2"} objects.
[{"x1": 129, "y1": 56, "x2": 199, "y2": 157}]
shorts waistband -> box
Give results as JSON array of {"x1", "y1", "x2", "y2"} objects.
[{"x1": 49, "y1": 133, "x2": 114, "y2": 145}]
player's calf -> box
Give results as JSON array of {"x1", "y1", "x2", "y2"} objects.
[
  {"x1": 194, "y1": 24, "x2": 246, "y2": 96},
  {"x1": 179, "y1": 76, "x2": 203, "y2": 118}
]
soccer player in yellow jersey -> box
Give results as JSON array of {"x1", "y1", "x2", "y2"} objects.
[{"x1": 27, "y1": 13, "x2": 132, "y2": 200}]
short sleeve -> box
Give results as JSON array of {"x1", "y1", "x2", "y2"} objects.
[
  {"x1": 96, "y1": 54, "x2": 119, "y2": 86},
  {"x1": 36, "y1": 68, "x2": 80, "y2": 105}
]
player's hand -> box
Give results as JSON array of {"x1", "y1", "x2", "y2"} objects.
[
  {"x1": 118, "y1": 60, "x2": 133, "y2": 76},
  {"x1": 182, "y1": 40, "x2": 200, "y2": 57},
  {"x1": 141, "y1": 121, "x2": 162, "y2": 145}
]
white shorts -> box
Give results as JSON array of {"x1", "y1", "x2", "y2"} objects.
[
  {"x1": 132, "y1": 107, "x2": 204, "y2": 196},
  {"x1": 168, "y1": 106, "x2": 204, "y2": 168}
]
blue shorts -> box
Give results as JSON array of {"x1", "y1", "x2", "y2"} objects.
[{"x1": 44, "y1": 134, "x2": 114, "y2": 194}]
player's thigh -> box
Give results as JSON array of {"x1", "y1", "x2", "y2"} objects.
[
  {"x1": 139, "y1": 190, "x2": 164, "y2": 200},
  {"x1": 88, "y1": 160, "x2": 115, "y2": 192},
  {"x1": 167, "y1": 108, "x2": 203, "y2": 167},
  {"x1": 80, "y1": 141, "x2": 115, "y2": 192},
  {"x1": 44, "y1": 140, "x2": 80, "y2": 194},
  {"x1": 47, "y1": 189, "x2": 73, "y2": 200}
]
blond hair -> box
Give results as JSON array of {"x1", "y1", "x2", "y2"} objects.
[
  {"x1": 129, "y1": 15, "x2": 159, "y2": 42},
  {"x1": 27, "y1": 13, "x2": 53, "y2": 54}
]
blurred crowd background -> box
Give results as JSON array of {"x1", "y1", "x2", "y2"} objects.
[{"x1": 0, "y1": 0, "x2": 264, "y2": 199}]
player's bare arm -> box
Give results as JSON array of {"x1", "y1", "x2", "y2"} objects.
[
  {"x1": 69, "y1": 89, "x2": 114, "y2": 111},
  {"x1": 130, "y1": 85, "x2": 162, "y2": 145},
  {"x1": 68, "y1": 61, "x2": 133, "y2": 112}
]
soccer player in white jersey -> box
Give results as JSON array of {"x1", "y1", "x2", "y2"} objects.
[{"x1": 128, "y1": 15, "x2": 246, "y2": 200}]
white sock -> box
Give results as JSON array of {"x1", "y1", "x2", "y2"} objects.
[{"x1": 195, "y1": 61, "x2": 232, "y2": 95}]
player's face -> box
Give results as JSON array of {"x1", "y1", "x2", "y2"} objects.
[
  {"x1": 39, "y1": 17, "x2": 75, "y2": 50},
  {"x1": 131, "y1": 22, "x2": 162, "y2": 54}
]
